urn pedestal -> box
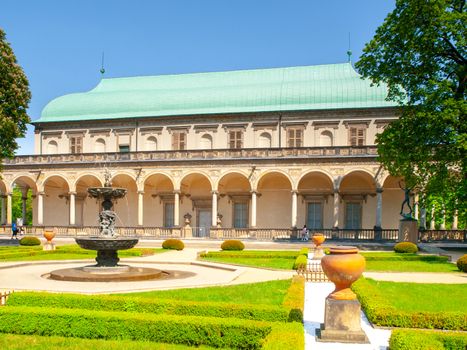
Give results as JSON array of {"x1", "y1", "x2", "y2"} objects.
[
  {"x1": 398, "y1": 218, "x2": 418, "y2": 243},
  {"x1": 317, "y1": 246, "x2": 369, "y2": 343}
]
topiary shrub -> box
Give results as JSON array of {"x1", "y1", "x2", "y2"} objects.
[
  {"x1": 19, "y1": 236, "x2": 41, "y2": 246},
  {"x1": 394, "y1": 242, "x2": 418, "y2": 253},
  {"x1": 162, "y1": 239, "x2": 184, "y2": 250},
  {"x1": 456, "y1": 254, "x2": 467, "y2": 272},
  {"x1": 221, "y1": 240, "x2": 245, "y2": 251}
]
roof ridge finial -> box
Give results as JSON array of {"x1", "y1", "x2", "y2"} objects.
[
  {"x1": 100, "y1": 51, "x2": 106, "y2": 77},
  {"x1": 347, "y1": 32, "x2": 352, "y2": 63}
]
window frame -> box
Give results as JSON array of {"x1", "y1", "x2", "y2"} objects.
[
  {"x1": 228, "y1": 129, "x2": 243, "y2": 149},
  {"x1": 348, "y1": 125, "x2": 366, "y2": 146},
  {"x1": 232, "y1": 200, "x2": 249, "y2": 228},
  {"x1": 344, "y1": 201, "x2": 362, "y2": 229},
  {"x1": 286, "y1": 127, "x2": 304, "y2": 147},
  {"x1": 306, "y1": 201, "x2": 324, "y2": 230},
  {"x1": 69, "y1": 135, "x2": 83, "y2": 154},
  {"x1": 172, "y1": 131, "x2": 187, "y2": 150}
]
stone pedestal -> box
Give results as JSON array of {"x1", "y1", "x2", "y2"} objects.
[
  {"x1": 43, "y1": 242, "x2": 56, "y2": 251},
  {"x1": 313, "y1": 247, "x2": 324, "y2": 260},
  {"x1": 183, "y1": 226, "x2": 192, "y2": 238},
  {"x1": 398, "y1": 218, "x2": 418, "y2": 243},
  {"x1": 317, "y1": 298, "x2": 369, "y2": 343}
]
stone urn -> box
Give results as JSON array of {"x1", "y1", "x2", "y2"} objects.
[
  {"x1": 43, "y1": 230, "x2": 56, "y2": 243},
  {"x1": 321, "y1": 246, "x2": 365, "y2": 300},
  {"x1": 312, "y1": 233, "x2": 326, "y2": 259}
]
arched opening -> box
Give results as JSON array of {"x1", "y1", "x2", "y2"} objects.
[
  {"x1": 75, "y1": 175, "x2": 103, "y2": 226},
  {"x1": 144, "y1": 174, "x2": 174, "y2": 227},
  {"x1": 111, "y1": 174, "x2": 138, "y2": 227},
  {"x1": 382, "y1": 176, "x2": 404, "y2": 229},
  {"x1": 339, "y1": 171, "x2": 376, "y2": 229},
  {"x1": 146, "y1": 136, "x2": 158, "y2": 151},
  {"x1": 218, "y1": 172, "x2": 251, "y2": 228},
  {"x1": 258, "y1": 132, "x2": 272, "y2": 148},
  {"x1": 10, "y1": 177, "x2": 37, "y2": 227},
  {"x1": 199, "y1": 134, "x2": 213, "y2": 149},
  {"x1": 320, "y1": 131, "x2": 333, "y2": 147},
  {"x1": 47, "y1": 140, "x2": 58, "y2": 154},
  {"x1": 180, "y1": 173, "x2": 212, "y2": 236},
  {"x1": 297, "y1": 172, "x2": 334, "y2": 230},
  {"x1": 94, "y1": 138, "x2": 106, "y2": 153},
  {"x1": 257, "y1": 172, "x2": 292, "y2": 228},
  {"x1": 43, "y1": 176, "x2": 70, "y2": 226}
]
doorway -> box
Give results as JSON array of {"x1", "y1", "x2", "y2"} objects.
[{"x1": 197, "y1": 209, "x2": 211, "y2": 237}]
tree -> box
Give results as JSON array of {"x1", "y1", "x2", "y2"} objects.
[
  {"x1": 0, "y1": 28, "x2": 31, "y2": 159},
  {"x1": 356, "y1": 0, "x2": 466, "y2": 223}
]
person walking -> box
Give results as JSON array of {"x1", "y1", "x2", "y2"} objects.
[
  {"x1": 11, "y1": 221, "x2": 18, "y2": 239},
  {"x1": 301, "y1": 224, "x2": 308, "y2": 241}
]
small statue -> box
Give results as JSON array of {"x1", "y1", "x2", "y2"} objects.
[
  {"x1": 399, "y1": 181, "x2": 413, "y2": 219},
  {"x1": 216, "y1": 213, "x2": 223, "y2": 227},
  {"x1": 184, "y1": 213, "x2": 192, "y2": 226},
  {"x1": 103, "y1": 167, "x2": 112, "y2": 187},
  {"x1": 99, "y1": 210, "x2": 117, "y2": 236}
]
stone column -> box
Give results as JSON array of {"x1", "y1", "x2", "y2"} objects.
[
  {"x1": 333, "y1": 189, "x2": 339, "y2": 229},
  {"x1": 375, "y1": 188, "x2": 383, "y2": 229},
  {"x1": 212, "y1": 191, "x2": 218, "y2": 227},
  {"x1": 6, "y1": 192, "x2": 12, "y2": 225},
  {"x1": 251, "y1": 191, "x2": 257, "y2": 228},
  {"x1": 21, "y1": 196, "x2": 28, "y2": 224},
  {"x1": 452, "y1": 209, "x2": 458, "y2": 230},
  {"x1": 430, "y1": 206, "x2": 435, "y2": 230},
  {"x1": 37, "y1": 192, "x2": 44, "y2": 225},
  {"x1": 69, "y1": 191, "x2": 76, "y2": 226},
  {"x1": 420, "y1": 208, "x2": 427, "y2": 229},
  {"x1": 440, "y1": 205, "x2": 446, "y2": 230},
  {"x1": 291, "y1": 190, "x2": 298, "y2": 228},
  {"x1": 137, "y1": 191, "x2": 144, "y2": 226},
  {"x1": 1, "y1": 195, "x2": 6, "y2": 225},
  {"x1": 174, "y1": 191, "x2": 180, "y2": 226}
]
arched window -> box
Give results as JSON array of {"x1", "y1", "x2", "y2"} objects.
[
  {"x1": 200, "y1": 134, "x2": 213, "y2": 149},
  {"x1": 146, "y1": 136, "x2": 157, "y2": 151},
  {"x1": 320, "y1": 131, "x2": 333, "y2": 147},
  {"x1": 95, "y1": 138, "x2": 106, "y2": 153},
  {"x1": 47, "y1": 140, "x2": 58, "y2": 154},
  {"x1": 258, "y1": 132, "x2": 272, "y2": 148}
]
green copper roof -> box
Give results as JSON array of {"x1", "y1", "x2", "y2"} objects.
[{"x1": 37, "y1": 63, "x2": 397, "y2": 123}]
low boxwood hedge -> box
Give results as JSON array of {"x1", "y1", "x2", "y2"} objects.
[
  {"x1": 221, "y1": 240, "x2": 245, "y2": 251},
  {"x1": 394, "y1": 242, "x2": 418, "y2": 253},
  {"x1": 7, "y1": 292, "x2": 292, "y2": 323},
  {"x1": 0, "y1": 306, "x2": 271, "y2": 349},
  {"x1": 19, "y1": 236, "x2": 41, "y2": 246},
  {"x1": 282, "y1": 276, "x2": 304, "y2": 322},
  {"x1": 162, "y1": 239, "x2": 184, "y2": 250},
  {"x1": 353, "y1": 278, "x2": 467, "y2": 330},
  {"x1": 293, "y1": 255, "x2": 307, "y2": 270},
  {"x1": 262, "y1": 322, "x2": 304, "y2": 350},
  {"x1": 456, "y1": 254, "x2": 467, "y2": 272},
  {"x1": 390, "y1": 329, "x2": 467, "y2": 350},
  {"x1": 200, "y1": 251, "x2": 298, "y2": 259},
  {"x1": 362, "y1": 254, "x2": 449, "y2": 262}
]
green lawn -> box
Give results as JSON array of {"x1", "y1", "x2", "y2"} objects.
[
  {"x1": 0, "y1": 334, "x2": 208, "y2": 350},
  {"x1": 361, "y1": 252, "x2": 459, "y2": 272},
  {"x1": 118, "y1": 279, "x2": 292, "y2": 306},
  {"x1": 199, "y1": 250, "x2": 299, "y2": 270},
  {"x1": 0, "y1": 244, "x2": 163, "y2": 261}
]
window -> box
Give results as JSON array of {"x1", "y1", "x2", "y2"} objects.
[
  {"x1": 233, "y1": 202, "x2": 248, "y2": 228},
  {"x1": 95, "y1": 138, "x2": 106, "y2": 153},
  {"x1": 345, "y1": 202, "x2": 362, "y2": 229},
  {"x1": 258, "y1": 132, "x2": 272, "y2": 148},
  {"x1": 348, "y1": 126, "x2": 366, "y2": 146},
  {"x1": 287, "y1": 128, "x2": 303, "y2": 147},
  {"x1": 119, "y1": 145, "x2": 130, "y2": 153},
  {"x1": 47, "y1": 140, "x2": 58, "y2": 154},
  {"x1": 200, "y1": 134, "x2": 213, "y2": 149},
  {"x1": 307, "y1": 202, "x2": 323, "y2": 229},
  {"x1": 69, "y1": 136, "x2": 83, "y2": 154},
  {"x1": 164, "y1": 202, "x2": 174, "y2": 227},
  {"x1": 320, "y1": 131, "x2": 333, "y2": 147},
  {"x1": 229, "y1": 130, "x2": 243, "y2": 149},
  {"x1": 172, "y1": 131, "x2": 186, "y2": 150}
]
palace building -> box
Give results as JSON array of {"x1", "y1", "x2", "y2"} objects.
[{"x1": 1, "y1": 62, "x2": 413, "y2": 239}]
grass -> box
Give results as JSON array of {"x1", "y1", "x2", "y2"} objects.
[
  {"x1": 354, "y1": 278, "x2": 467, "y2": 313},
  {"x1": 0, "y1": 334, "x2": 208, "y2": 350},
  {"x1": 199, "y1": 250, "x2": 299, "y2": 270},
  {"x1": 118, "y1": 279, "x2": 292, "y2": 306},
  {"x1": 0, "y1": 244, "x2": 163, "y2": 261},
  {"x1": 361, "y1": 252, "x2": 459, "y2": 272}
]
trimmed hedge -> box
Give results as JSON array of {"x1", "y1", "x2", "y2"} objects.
[
  {"x1": 390, "y1": 329, "x2": 467, "y2": 350},
  {"x1": 201, "y1": 251, "x2": 298, "y2": 259},
  {"x1": 292, "y1": 255, "x2": 307, "y2": 270},
  {"x1": 19, "y1": 236, "x2": 41, "y2": 246},
  {"x1": 394, "y1": 242, "x2": 418, "y2": 253},
  {"x1": 221, "y1": 240, "x2": 245, "y2": 251},
  {"x1": 7, "y1": 292, "x2": 292, "y2": 323},
  {"x1": 353, "y1": 278, "x2": 467, "y2": 330},
  {"x1": 0, "y1": 306, "x2": 271, "y2": 349},
  {"x1": 298, "y1": 247, "x2": 308, "y2": 256},
  {"x1": 162, "y1": 239, "x2": 184, "y2": 250},
  {"x1": 262, "y1": 323, "x2": 304, "y2": 350},
  {"x1": 363, "y1": 254, "x2": 449, "y2": 262},
  {"x1": 282, "y1": 276, "x2": 305, "y2": 322},
  {"x1": 456, "y1": 254, "x2": 467, "y2": 272}
]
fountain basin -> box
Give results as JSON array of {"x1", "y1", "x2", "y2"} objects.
[{"x1": 75, "y1": 237, "x2": 139, "y2": 267}]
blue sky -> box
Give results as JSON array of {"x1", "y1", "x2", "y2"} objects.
[{"x1": 1, "y1": 0, "x2": 395, "y2": 155}]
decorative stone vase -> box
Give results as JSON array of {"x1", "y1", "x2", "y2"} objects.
[
  {"x1": 43, "y1": 230, "x2": 56, "y2": 243},
  {"x1": 321, "y1": 246, "x2": 365, "y2": 300},
  {"x1": 312, "y1": 233, "x2": 326, "y2": 260}
]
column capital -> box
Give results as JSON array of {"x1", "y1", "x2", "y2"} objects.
[
  {"x1": 137, "y1": 190, "x2": 145, "y2": 195},
  {"x1": 291, "y1": 190, "x2": 299, "y2": 195},
  {"x1": 68, "y1": 191, "x2": 77, "y2": 196},
  {"x1": 211, "y1": 190, "x2": 219, "y2": 195},
  {"x1": 376, "y1": 187, "x2": 384, "y2": 193},
  {"x1": 333, "y1": 188, "x2": 339, "y2": 194},
  {"x1": 37, "y1": 191, "x2": 45, "y2": 196},
  {"x1": 250, "y1": 190, "x2": 258, "y2": 195},
  {"x1": 173, "y1": 190, "x2": 181, "y2": 195}
]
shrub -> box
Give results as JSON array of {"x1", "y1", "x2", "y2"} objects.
[
  {"x1": 0, "y1": 306, "x2": 271, "y2": 349},
  {"x1": 298, "y1": 247, "x2": 308, "y2": 256},
  {"x1": 394, "y1": 242, "x2": 418, "y2": 253},
  {"x1": 456, "y1": 254, "x2": 467, "y2": 272},
  {"x1": 293, "y1": 255, "x2": 307, "y2": 270},
  {"x1": 282, "y1": 276, "x2": 305, "y2": 322},
  {"x1": 19, "y1": 236, "x2": 41, "y2": 246},
  {"x1": 161, "y1": 239, "x2": 184, "y2": 250},
  {"x1": 262, "y1": 323, "x2": 304, "y2": 350},
  {"x1": 390, "y1": 329, "x2": 467, "y2": 350},
  {"x1": 221, "y1": 240, "x2": 245, "y2": 251}
]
